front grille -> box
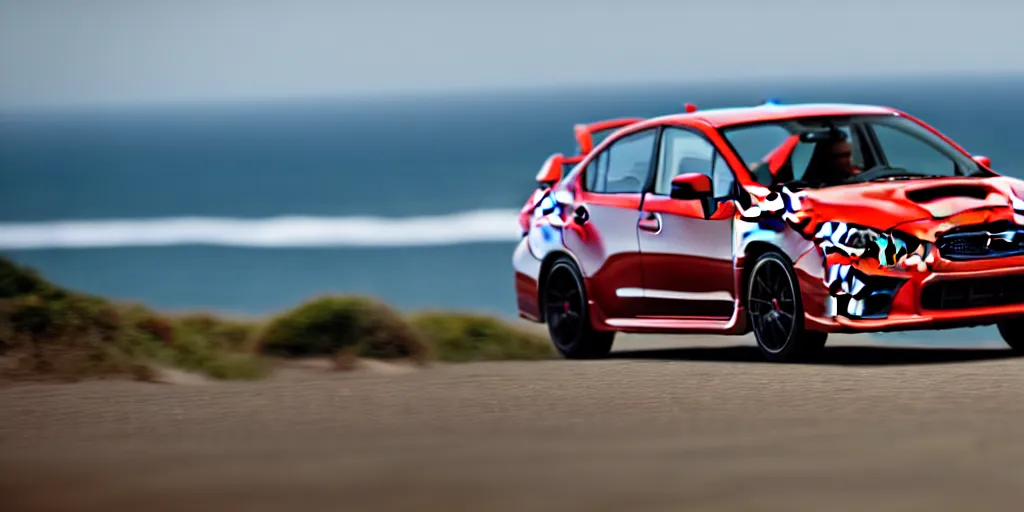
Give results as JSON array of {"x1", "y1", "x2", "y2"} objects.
[
  {"x1": 936, "y1": 227, "x2": 1024, "y2": 260},
  {"x1": 921, "y1": 275, "x2": 1024, "y2": 310}
]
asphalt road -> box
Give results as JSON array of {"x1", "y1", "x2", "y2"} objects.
[{"x1": 3, "y1": 333, "x2": 1024, "y2": 512}]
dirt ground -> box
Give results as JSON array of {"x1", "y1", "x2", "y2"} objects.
[{"x1": 3, "y1": 332, "x2": 1024, "y2": 512}]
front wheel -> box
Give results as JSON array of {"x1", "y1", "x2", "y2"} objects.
[
  {"x1": 543, "y1": 257, "x2": 615, "y2": 359},
  {"x1": 995, "y1": 318, "x2": 1024, "y2": 353},
  {"x1": 747, "y1": 251, "x2": 827, "y2": 362}
]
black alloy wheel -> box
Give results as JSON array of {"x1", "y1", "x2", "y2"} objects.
[
  {"x1": 996, "y1": 317, "x2": 1024, "y2": 353},
  {"x1": 747, "y1": 251, "x2": 827, "y2": 362},
  {"x1": 543, "y1": 258, "x2": 614, "y2": 359}
]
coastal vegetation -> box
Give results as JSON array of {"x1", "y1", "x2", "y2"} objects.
[{"x1": 0, "y1": 256, "x2": 553, "y2": 382}]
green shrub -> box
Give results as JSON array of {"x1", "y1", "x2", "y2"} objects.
[
  {"x1": 410, "y1": 311, "x2": 554, "y2": 362},
  {"x1": 0, "y1": 257, "x2": 270, "y2": 381},
  {"x1": 0, "y1": 256, "x2": 560, "y2": 382},
  {"x1": 174, "y1": 313, "x2": 260, "y2": 352},
  {"x1": 1, "y1": 291, "x2": 130, "y2": 379},
  {"x1": 258, "y1": 295, "x2": 429, "y2": 361},
  {"x1": 0, "y1": 256, "x2": 67, "y2": 300}
]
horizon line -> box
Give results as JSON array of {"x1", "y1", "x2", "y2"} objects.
[{"x1": 4, "y1": 69, "x2": 1024, "y2": 115}]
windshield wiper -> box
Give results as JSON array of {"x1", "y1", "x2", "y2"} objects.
[
  {"x1": 869, "y1": 173, "x2": 942, "y2": 181},
  {"x1": 850, "y1": 166, "x2": 939, "y2": 183}
]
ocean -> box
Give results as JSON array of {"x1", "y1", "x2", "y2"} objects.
[{"x1": 4, "y1": 73, "x2": 1024, "y2": 343}]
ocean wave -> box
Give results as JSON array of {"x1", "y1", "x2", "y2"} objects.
[{"x1": 0, "y1": 209, "x2": 523, "y2": 249}]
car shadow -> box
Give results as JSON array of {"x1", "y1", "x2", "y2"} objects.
[{"x1": 608, "y1": 345, "x2": 1024, "y2": 366}]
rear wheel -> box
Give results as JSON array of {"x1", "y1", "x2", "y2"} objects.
[
  {"x1": 747, "y1": 251, "x2": 827, "y2": 362},
  {"x1": 543, "y1": 257, "x2": 614, "y2": 359},
  {"x1": 995, "y1": 318, "x2": 1024, "y2": 353}
]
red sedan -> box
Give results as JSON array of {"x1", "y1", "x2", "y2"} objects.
[{"x1": 513, "y1": 101, "x2": 1024, "y2": 362}]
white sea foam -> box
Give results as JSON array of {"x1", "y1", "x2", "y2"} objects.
[{"x1": 0, "y1": 209, "x2": 524, "y2": 249}]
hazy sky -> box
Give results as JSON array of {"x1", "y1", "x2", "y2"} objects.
[{"x1": 1, "y1": 0, "x2": 1022, "y2": 109}]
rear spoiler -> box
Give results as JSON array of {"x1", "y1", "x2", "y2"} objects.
[
  {"x1": 535, "y1": 154, "x2": 565, "y2": 184},
  {"x1": 532, "y1": 118, "x2": 644, "y2": 186},
  {"x1": 535, "y1": 154, "x2": 584, "y2": 186},
  {"x1": 573, "y1": 118, "x2": 644, "y2": 155}
]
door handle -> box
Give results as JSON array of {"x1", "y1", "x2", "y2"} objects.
[{"x1": 638, "y1": 212, "x2": 661, "y2": 233}]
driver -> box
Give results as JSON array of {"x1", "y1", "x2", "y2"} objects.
[{"x1": 803, "y1": 133, "x2": 858, "y2": 186}]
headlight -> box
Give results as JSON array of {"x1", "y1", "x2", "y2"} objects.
[
  {"x1": 813, "y1": 221, "x2": 882, "y2": 256},
  {"x1": 873, "y1": 230, "x2": 911, "y2": 263},
  {"x1": 844, "y1": 226, "x2": 882, "y2": 249},
  {"x1": 813, "y1": 221, "x2": 929, "y2": 269},
  {"x1": 877, "y1": 231, "x2": 932, "y2": 270}
]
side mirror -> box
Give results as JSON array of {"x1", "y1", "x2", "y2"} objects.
[
  {"x1": 535, "y1": 153, "x2": 565, "y2": 184},
  {"x1": 972, "y1": 155, "x2": 992, "y2": 168},
  {"x1": 670, "y1": 173, "x2": 713, "y2": 200}
]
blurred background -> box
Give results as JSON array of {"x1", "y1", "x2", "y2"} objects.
[{"x1": 2, "y1": 0, "x2": 1022, "y2": 343}]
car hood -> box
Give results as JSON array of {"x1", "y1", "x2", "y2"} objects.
[{"x1": 795, "y1": 176, "x2": 1024, "y2": 241}]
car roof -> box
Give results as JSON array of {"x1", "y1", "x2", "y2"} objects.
[{"x1": 649, "y1": 102, "x2": 900, "y2": 129}]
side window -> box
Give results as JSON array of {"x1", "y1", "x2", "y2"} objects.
[
  {"x1": 653, "y1": 127, "x2": 715, "y2": 195},
  {"x1": 711, "y1": 153, "x2": 735, "y2": 199},
  {"x1": 584, "y1": 150, "x2": 607, "y2": 191},
  {"x1": 870, "y1": 123, "x2": 957, "y2": 173},
  {"x1": 585, "y1": 129, "x2": 656, "y2": 193}
]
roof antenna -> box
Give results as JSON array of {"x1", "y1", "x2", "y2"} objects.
[{"x1": 683, "y1": 103, "x2": 698, "y2": 113}]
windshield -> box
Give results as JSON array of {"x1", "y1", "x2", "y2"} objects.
[{"x1": 719, "y1": 114, "x2": 985, "y2": 189}]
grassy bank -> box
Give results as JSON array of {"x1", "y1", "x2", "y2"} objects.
[{"x1": 0, "y1": 256, "x2": 553, "y2": 382}]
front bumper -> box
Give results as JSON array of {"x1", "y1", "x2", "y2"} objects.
[{"x1": 806, "y1": 254, "x2": 1024, "y2": 333}]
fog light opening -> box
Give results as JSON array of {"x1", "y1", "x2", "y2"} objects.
[{"x1": 833, "y1": 271, "x2": 905, "y2": 320}]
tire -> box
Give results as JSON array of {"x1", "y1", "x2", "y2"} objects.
[
  {"x1": 995, "y1": 318, "x2": 1024, "y2": 353},
  {"x1": 542, "y1": 257, "x2": 615, "y2": 359},
  {"x1": 746, "y1": 251, "x2": 828, "y2": 362}
]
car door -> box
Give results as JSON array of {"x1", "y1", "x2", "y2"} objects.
[
  {"x1": 561, "y1": 127, "x2": 658, "y2": 320},
  {"x1": 636, "y1": 126, "x2": 737, "y2": 318}
]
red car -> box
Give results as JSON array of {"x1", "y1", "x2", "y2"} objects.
[{"x1": 513, "y1": 101, "x2": 1024, "y2": 362}]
